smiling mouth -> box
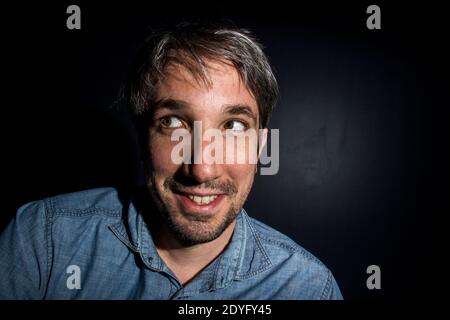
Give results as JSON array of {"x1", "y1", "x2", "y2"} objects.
[
  {"x1": 172, "y1": 189, "x2": 226, "y2": 210},
  {"x1": 186, "y1": 194, "x2": 218, "y2": 205}
]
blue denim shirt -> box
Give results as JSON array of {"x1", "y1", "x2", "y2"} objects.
[{"x1": 0, "y1": 187, "x2": 343, "y2": 300}]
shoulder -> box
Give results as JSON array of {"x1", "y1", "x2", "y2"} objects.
[
  {"x1": 245, "y1": 214, "x2": 343, "y2": 299},
  {"x1": 45, "y1": 187, "x2": 124, "y2": 217},
  {"x1": 10, "y1": 187, "x2": 126, "y2": 233},
  {"x1": 0, "y1": 187, "x2": 131, "y2": 299},
  {"x1": 247, "y1": 215, "x2": 322, "y2": 265}
]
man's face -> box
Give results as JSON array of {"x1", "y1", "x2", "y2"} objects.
[{"x1": 145, "y1": 60, "x2": 265, "y2": 245}]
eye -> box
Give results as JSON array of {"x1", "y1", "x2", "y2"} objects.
[
  {"x1": 224, "y1": 120, "x2": 247, "y2": 132},
  {"x1": 159, "y1": 116, "x2": 183, "y2": 128}
]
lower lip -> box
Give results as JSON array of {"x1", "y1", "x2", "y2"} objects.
[{"x1": 176, "y1": 193, "x2": 226, "y2": 213}]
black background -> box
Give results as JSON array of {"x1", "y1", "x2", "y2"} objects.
[{"x1": 1, "y1": 1, "x2": 448, "y2": 300}]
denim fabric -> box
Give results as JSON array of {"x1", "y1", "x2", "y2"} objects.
[{"x1": 0, "y1": 187, "x2": 343, "y2": 300}]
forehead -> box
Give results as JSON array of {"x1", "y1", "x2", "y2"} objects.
[{"x1": 154, "y1": 60, "x2": 258, "y2": 117}]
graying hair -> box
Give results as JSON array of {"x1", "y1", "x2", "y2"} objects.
[{"x1": 125, "y1": 22, "x2": 279, "y2": 128}]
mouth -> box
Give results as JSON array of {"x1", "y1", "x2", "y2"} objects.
[
  {"x1": 173, "y1": 190, "x2": 226, "y2": 213},
  {"x1": 186, "y1": 194, "x2": 219, "y2": 205}
]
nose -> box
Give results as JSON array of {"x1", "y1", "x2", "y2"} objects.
[
  {"x1": 183, "y1": 162, "x2": 222, "y2": 184},
  {"x1": 181, "y1": 134, "x2": 223, "y2": 184}
]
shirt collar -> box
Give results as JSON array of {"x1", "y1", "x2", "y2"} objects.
[{"x1": 108, "y1": 191, "x2": 272, "y2": 292}]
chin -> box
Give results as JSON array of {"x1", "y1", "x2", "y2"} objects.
[{"x1": 166, "y1": 206, "x2": 238, "y2": 246}]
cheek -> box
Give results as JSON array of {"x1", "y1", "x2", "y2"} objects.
[
  {"x1": 225, "y1": 133, "x2": 259, "y2": 165},
  {"x1": 148, "y1": 135, "x2": 180, "y2": 178},
  {"x1": 226, "y1": 163, "x2": 256, "y2": 192}
]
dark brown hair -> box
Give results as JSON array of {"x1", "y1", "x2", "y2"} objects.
[{"x1": 124, "y1": 22, "x2": 279, "y2": 129}]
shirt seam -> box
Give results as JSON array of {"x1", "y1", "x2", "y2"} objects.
[
  {"x1": 258, "y1": 235, "x2": 327, "y2": 270},
  {"x1": 320, "y1": 269, "x2": 333, "y2": 300},
  {"x1": 43, "y1": 197, "x2": 55, "y2": 299},
  {"x1": 234, "y1": 213, "x2": 272, "y2": 280},
  {"x1": 53, "y1": 207, "x2": 121, "y2": 217},
  {"x1": 108, "y1": 223, "x2": 140, "y2": 252}
]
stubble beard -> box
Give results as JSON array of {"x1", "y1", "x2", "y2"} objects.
[{"x1": 146, "y1": 174, "x2": 253, "y2": 247}]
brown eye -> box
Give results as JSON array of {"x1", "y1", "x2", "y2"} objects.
[{"x1": 160, "y1": 116, "x2": 183, "y2": 128}]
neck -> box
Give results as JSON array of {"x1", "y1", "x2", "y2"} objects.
[{"x1": 154, "y1": 220, "x2": 236, "y2": 286}]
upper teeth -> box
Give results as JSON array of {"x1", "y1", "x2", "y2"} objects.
[{"x1": 188, "y1": 195, "x2": 218, "y2": 205}]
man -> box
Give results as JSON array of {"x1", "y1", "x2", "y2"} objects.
[{"x1": 0, "y1": 22, "x2": 342, "y2": 299}]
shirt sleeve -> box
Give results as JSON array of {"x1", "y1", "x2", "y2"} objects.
[
  {"x1": 322, "y1": 269, "x2": 344, "y2": 300},
  {"x1": 0, "y1": 200, "x2": 50, "y2": 299}
]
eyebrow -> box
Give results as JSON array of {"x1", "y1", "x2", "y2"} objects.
[
  {"x1": 153, "y1": 98, "x2": 190, "y2": 111},
  {"x1": 222, "y1": 104, "x2": 258, "y2": 124},
  {"x1": 153, "y1": 98, "x2": 258, "y2": 124}
]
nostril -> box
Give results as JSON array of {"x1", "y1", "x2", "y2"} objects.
[{"x1": 188, "y1": 163, "x2": 222, "y2": 184}]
